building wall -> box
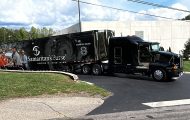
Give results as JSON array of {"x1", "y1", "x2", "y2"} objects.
[
  {"x1": 56, "y1": 21, "x2": 190, "y2": 53},
  {"x1": 54, "y1": 23, "x2": 80, "y2": 36}
]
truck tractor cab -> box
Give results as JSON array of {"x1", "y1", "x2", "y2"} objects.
[{"x1": 109, "y1": 35, "x2": 183, "y2": 81}]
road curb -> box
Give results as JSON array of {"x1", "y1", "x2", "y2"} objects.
[
  {"x1": 80, "y1": 80, "x2": 94, "y2": 85},
  {"x1": 184, "y1": 72, "x2": 190, "y2": 74},
  {"x1": 0, "y1": 70, "x2": 79, "y2": 81}
]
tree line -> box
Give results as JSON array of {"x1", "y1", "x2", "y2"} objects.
[{"x1": 0, "y1": 27, "x2": 54, "y2": 43}]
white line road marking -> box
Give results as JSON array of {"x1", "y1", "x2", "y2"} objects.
[{"x1": 142, "y1": 99, "x2": 190, "y2": 108}]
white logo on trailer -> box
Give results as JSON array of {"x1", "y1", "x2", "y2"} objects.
[
  {"x1": 33, "y1": 46, "x2": 40, "y2": 56},
  {"x1": 80, "y1": 46, "x2": 88, "y2": 56}
]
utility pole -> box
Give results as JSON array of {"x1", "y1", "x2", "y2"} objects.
[
  {"x1": 78, "y1": 0, "x2": 81, "y2": 32},
  {"x1": 3, "y1": 28, "x2": 5, "y2": 43}
]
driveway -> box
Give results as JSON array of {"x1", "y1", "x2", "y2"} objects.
[{"x1": 79, "y1": 73, "x2": 190, "y2": 115}]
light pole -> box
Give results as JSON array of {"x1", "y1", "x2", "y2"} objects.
[
  {"x1": 78, "y1": 0, "x2": 81, "y2": 32},
  {"x1": 3, "y1": 28, "x2": 5, "y2": 43}
]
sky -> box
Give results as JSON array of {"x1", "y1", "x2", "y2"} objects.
[{"x1": 0, "y1": 0, "x2": 189, "y2": 30}]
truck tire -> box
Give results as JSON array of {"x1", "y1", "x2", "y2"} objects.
[
  {"x1": 152, "y1": 68, "x2": 167, "y2": 81},
  {"x1": 92, "y1": 64, "x2": 102, "y2": 75},
  {"x1": 82, "y1": 65, "x2": 91, "y2": 75}
]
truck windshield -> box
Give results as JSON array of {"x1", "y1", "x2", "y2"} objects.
[{"x1": 151, "y1": 44, "x2": 160, "y2": 51}]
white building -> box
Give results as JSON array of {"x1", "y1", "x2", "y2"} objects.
[{"x1": 55, "y1": 21, "x2": 190, "y2": 53}]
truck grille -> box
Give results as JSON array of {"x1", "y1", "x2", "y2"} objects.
[{"x1": 174, "y1": 56, "x2": 183, "y2": 69}]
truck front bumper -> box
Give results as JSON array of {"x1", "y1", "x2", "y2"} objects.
[
  {"x1": 170, "y1": 72, "x2": 183, "y2": 80},
  {"x1": 166, "y1": 68, "x2": 183, "y2": 80}
]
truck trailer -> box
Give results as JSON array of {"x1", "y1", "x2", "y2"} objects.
[{"x1": 0, "y1": 30, "x2": 183, "y2": 81}]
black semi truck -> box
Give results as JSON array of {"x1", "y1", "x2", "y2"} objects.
[{"x1": 0, "y1": 30, "x2": 183, "y2": 81}]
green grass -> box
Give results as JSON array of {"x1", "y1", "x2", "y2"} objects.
[
  {"x1": 184, "y1": 60, "x2": 190, "y2": 72},
  {"x1": 0, "y1": 72, "x2": 110, "y2": 100}
]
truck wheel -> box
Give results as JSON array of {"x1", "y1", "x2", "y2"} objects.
[
  {"x1": 152, "y1": 68, "x2": 166, "y2": 81},
  {"x1": 82, "y1": 65, "x2": 91, "y2": 75},
  {"x1": 92, "y1": 64, "x2": 102, "y2": 75}
]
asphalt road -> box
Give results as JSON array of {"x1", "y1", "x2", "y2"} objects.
[{"x1": 79, "y1": 73, "x2": 190, "y2": 115}]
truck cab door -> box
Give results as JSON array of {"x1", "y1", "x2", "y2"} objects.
[
  {"x1": 114, "y1": 47, "x2": 122, "y2": 64},
  {"x1": 139, "y1": 45, "x2": 152, "y2": 67}
]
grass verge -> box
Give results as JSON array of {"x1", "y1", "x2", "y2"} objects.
[
  {"x1": 0, "y1": 72, "x2": 110, "y2": 100},
  {"x1": 184, "y1": 60, "x2": 190, "y2": 72}
]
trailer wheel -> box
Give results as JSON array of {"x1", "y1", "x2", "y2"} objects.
[
  {"x1": 82, "y1": 65, "x2": 91, "y2": 75},
  {"x1": 152, "y1": 68, "x2": 166, "y2": 81},
  {"x1": 92, "y1": 64, "x2": 102, "y2": 75}
]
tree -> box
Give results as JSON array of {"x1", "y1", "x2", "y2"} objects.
[
  {"x1": 0, "y1": 27, "x2": 10, "y2": 43},
  {"x1": 0, "y1": 28, "x2": 5, "y2": 43},
  {"x1": 8, "y1": 29, "x2": 18, "y2": 42},
  {"x1": 19, "y1": 27, "x2": 29, "y2": 40},
  {"x1": 30, "y1": 26, "x2": 38, "y2": 39},
  {"x1": 14, "y1": 29, "x2": 22, "y2": 41},
  {"x1": 41, "y1": 27, "x2": 49, "y2": 38},
  {"x1": 48, "y1": 28, "x2": 54, "y2": 36},
  {"x1": 183, "y1": 38, "x2": 190, "y2": 60}
]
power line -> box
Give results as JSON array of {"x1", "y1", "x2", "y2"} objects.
[
  {"x1": 72, "y1": 0, "x2": 178, "y2": 20},
  {"x1": 127, "y1": 0, "x2": 190, "y2": 13}
]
